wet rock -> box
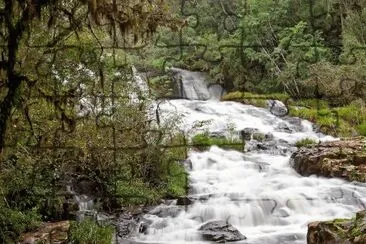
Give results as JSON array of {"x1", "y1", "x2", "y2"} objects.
[
  {"x1": 290, "y1": 137, "x2": 366, "y2": 182},
  {"x1": 245, "y1": 139, "x2": 289, "y2": 155},
  {"x1": 240, "y1": 128, "x2": 259, "y2": 140},
  {"x1": 276, "y1": 122, "x2": 293, "y2": 133},
  {"x1": 149, "y1": 205, "x2": 182, "y2": 218},
  {"x1": 176, "y1": 196, "x2": 193, "y2": 206},
  {"x1": 115, "y1": 212, "x2": 140, "y2": 238},
  {"x1": 150, "y1": 219, "x2": 169, "y2": 230},
  {"x1": 74, "y1": 176, "x2": 101, "y2": 196},
  {"x1": 241, "y1": 128, "x2": 273, "y2": 143},
  {"x1": 283, "y1": 117, "x2": 303, "y2": 131},
  {"x1": 20, "y1": 221, "x2": 70, "y2": 244},
  {"x1": 198, "y1": 220, "x2": 246, "y2": 243},
  {"x1": 267, "y1": 100, "x2": 288, "y2": 117},
  {"x1": 138, "y1": 221, "x2": 149, "y2": 234},
  {"x1": 307, "y1": 210, "x2": 366, "y2": 244},
  {"x1": 181, "y1": 159, "x2": 193, "y2": 170}
]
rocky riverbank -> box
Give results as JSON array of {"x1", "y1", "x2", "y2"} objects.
[
  {"x1": 290, "y1": 137, "x2": 366, "y2": 243},
  {"x1": 307, "y1": 210, "x2": 366, "y2": 244},
  {"x1": 290, "y1": 137, "x2": 366, "y2": 182}
]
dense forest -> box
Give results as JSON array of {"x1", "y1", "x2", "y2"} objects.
[{"x1": 0, "y1": 0, "x2": 366, "y2": 243}]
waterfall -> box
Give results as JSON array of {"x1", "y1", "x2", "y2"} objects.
[
  {"x1": 172, "y1": 68, "x2": 224, "y2": 100},
  {"x1": 128, "y1": 69, "x2": 366, "y2": 244},
  {"x1": 66, "y1": 185, "x2": 96, "y2": 221}
]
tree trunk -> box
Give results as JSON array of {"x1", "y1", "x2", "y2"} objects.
[{"x1": 0, "y1": 0, "x2": 29, "y2": 153}]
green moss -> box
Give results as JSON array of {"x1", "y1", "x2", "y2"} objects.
[
  {"x1": 191, "y1": 132, "x2": 243, "y2": 151},
  {"x1": 295, "y1": 138, "x2": 317, "y2": 147},
  {"x1": 69, "y1": 218, "x2": 114, "y2": 244}
]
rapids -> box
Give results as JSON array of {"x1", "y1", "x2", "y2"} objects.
[{"x1": 130, "y1": 69, "x2": 366, "y2": 244}]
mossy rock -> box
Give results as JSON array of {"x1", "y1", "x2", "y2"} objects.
[{"x1": 307, "y1": 210, "x2": 366, "y2": 243}]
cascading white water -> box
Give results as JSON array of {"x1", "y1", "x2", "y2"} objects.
[
  {"x1": 131, "y1": 69, "x2": 366, "y2": 244},
  {"x1": 172, "y1": 68, "x2": 223, "y2": 100},
  {"x1": 66, "y1": 185, "x2": 96, "y2": 221}
]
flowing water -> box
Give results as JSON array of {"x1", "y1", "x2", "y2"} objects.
[{"x1": 131, "y1": 69, "x2": 366, "y2": 244}]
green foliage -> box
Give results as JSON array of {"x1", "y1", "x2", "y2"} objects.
[
  {"x1": 149, "y1": 74, "x2": 176, "y2": 97},
  {"x1": 166, "y1": 162, "x2": 187, "y2": 197},
  {"x1": 116, "y1": 161, "x2": 187, "y2": 205},
  {"x1": 191, "y1": 132, "x2": 243, "y2": 151},
  {"x1": 295, "y1": 138, "x2": 317, "y2": 148},
  {"x1": 116, "y1": 180, "x2": 164, "y2": 206},
  {"x1": 0, "y1": 203, "x2": 41, "y2": 243},
  {"x1": 357, "y1": 123, "x2": 366, "y2": 136},
  {"x1": 69, "y1": 219, "x2": 114, "y2": 244}
]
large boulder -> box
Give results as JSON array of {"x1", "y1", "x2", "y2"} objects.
[
  {"x1": 290, "y1": 137, "x2": 366, "y2": 182},
  {"x1": 20, "y1": 221, "x2": 70, "y2": 244},
  {"x1": 198, "y1": 220, "x2": 246, "y2": 243},
  {"x1": 307, "y1": 210, "x2": 366, "y2": 244},
  {"x1": 267, "y1": 100, "x2": 288, "y2": 117}
]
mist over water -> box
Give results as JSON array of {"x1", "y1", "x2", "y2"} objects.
[{"x1": 132, "y1": 69, "x2": 366, "y2": 244}]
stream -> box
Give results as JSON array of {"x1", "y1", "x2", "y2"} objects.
[{"x1": 129, "y1": 69, "x2": 366, "y2": 244}]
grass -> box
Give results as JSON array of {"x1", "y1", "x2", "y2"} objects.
[
  {"x1": 69, "y1": 218, "x2": 114, "y2": 244},
  {"x1": 222, "y1": 92, "x2": 290, "y2": 108},
  {"x1": 191, "y1": 132, "x2": 243, "y2": 151},
  {"x1": 223, "y1": 91, "x2": 366, "y2": 137},
  {"x1": 295, "y1": 138, "x2": 317, "y2": 147}
]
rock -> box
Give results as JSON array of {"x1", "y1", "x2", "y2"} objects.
[
  {"x1": 149, "y1": 205, "x2": 182, "y2": 218},
  {"x1": 181, "y1": 159, "x2": 193, "y2": 170},
  {"x1": 240, "y1": 128, "x2": 273, "y2": 143},
  {"x1": 74, "y1": 176, "x2": 101, "y2": 196},
  {"x1": 290, "y1": 137, "x2": 366, "y2": 182},
  {"x1": 176, "y1": 196, "x2": 193, "y2": 206},
  {"x1": 267, "y1": 100, "x2": 288, "y2": 117},
  {"x1": 198, "y1": 220, "x2": 246, "y2": 243},
  {"x1": 276, "y1": 122, "x2": 293, "y2": 133},
  {"x1": 283, "y1": 117, "x2": 303, "y2": 131},
  {"x1": 20, "y1": 221, "x2": 70, "y2": 244},
  {"x1": 138, "y1": 221, "x2": 149, "y2": 234},
  {"x1": 307, "y1": 210, "x2": 366, "y2": 244},
  {"x1": 240, "y1": 128, "x2": 259, "y2": 140},
  {"x1": 115, "y1": 212, "x2": 141, "y2": 238}
]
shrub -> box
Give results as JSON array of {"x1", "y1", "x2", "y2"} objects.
[
  {"x1": 69, "y1": 218, "x2": 114, "y2": 244},
  {"x1": 166, "y1": 162, "x2": 187, "y2": 197},
  {"x1": 357, "y1": 123, "x2": 366, "y2": 136},
  {"x1": 115, "y1": 162, "x2": 187, "y2": 205},
  {"x1": 0, "y1": 204, "x2": 41, "y2": 243}
]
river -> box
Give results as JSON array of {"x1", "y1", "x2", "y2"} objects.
[{"x1": 130, "y1": 69, "x2": 366, "y2": 244}]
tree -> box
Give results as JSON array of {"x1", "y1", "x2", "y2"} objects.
[{"x1": 0, "y1": 0, "x2": 177, "y2": 152}]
